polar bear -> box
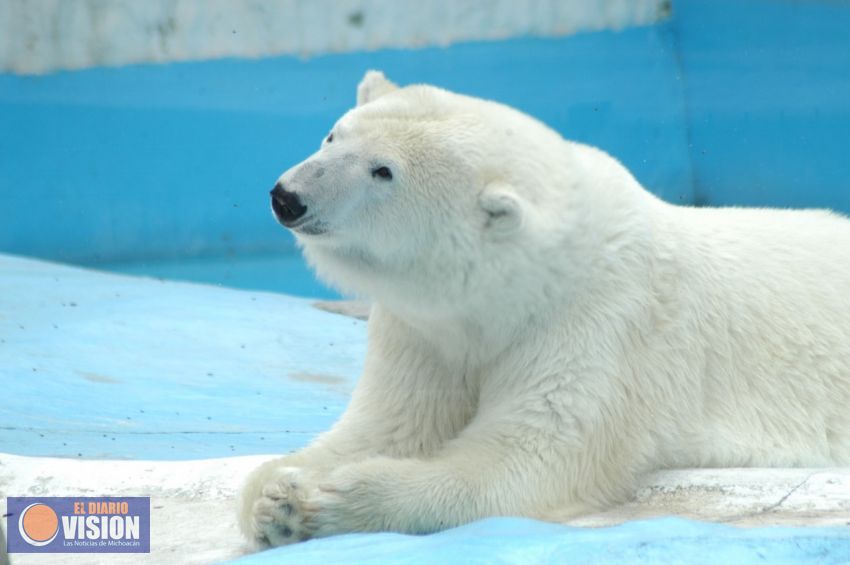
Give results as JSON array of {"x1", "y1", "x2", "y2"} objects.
[{"x1": 240, "y1": 70, "x2": 850, "y2": 547}]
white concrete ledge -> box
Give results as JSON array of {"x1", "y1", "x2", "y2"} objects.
[
  {"x1": 573, "y1": 468, "x2": 850, "y2": 529},
  {"x1": 2, "y1": 453, "x2": 848, "y2": 564},
  {"x1": 0, "y1": 0, "x2": 665, "y2": 74}
]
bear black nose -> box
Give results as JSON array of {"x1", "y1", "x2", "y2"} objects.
[{"x1": 270, "y1": 183, "x2": 308, "y2": 226}]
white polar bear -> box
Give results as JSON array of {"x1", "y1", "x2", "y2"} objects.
[{"x1": 240, "y1": 70, "x2": 850, "y2": 547}]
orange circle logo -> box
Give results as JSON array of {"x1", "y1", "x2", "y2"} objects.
[{"x1": 18, "y1": 503, "x2": 59, "y2": 546}]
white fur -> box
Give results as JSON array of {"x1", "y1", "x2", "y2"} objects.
[{"x1": 239, "y1": 70, "x2": 850, "y2": 547}]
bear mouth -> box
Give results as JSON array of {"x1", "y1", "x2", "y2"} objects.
[
  {"x1": 275, "y1": 214, "x2": 328, "y2": 236},
  {"x1": 293, "y1": 221, "x2": 328, "y2": 236}
]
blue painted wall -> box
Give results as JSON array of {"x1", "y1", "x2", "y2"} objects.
[
  {"x1": 1, "y1": 0, "x2": 849, "y2": 294},
  {"x1": 674, "y1": 0, "x2": 850, "y2": 209},
  {"x1": 0, "y1": 24, "x2": 690, "y2": 269}
]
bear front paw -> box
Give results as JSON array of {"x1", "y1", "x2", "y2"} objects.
[{"x1": 239, "y1": 465, "x2": 319, "y2": 548}]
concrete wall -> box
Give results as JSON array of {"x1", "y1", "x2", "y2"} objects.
[{"x1": 0, "y1": 0, "x2": 664, "y2": 74}]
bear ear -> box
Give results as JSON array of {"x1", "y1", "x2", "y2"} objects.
[
  {"x1": 357, "y1": 70, "x2": 399, "y2": 107},
  {"x1": 478, "y1": 183, "x2": 524, "y2": 235}
]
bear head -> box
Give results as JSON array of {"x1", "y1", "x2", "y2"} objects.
[{"x1": 270, "y1": 71, "x2": 582, "y2": 318}]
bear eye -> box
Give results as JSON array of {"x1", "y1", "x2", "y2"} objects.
[
  {"x1": 325, "y1": 133, "x2": 334, "y2": 143},
  {"x1": 371, "y1": 166, "x2": 392, "y2": 180}
]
